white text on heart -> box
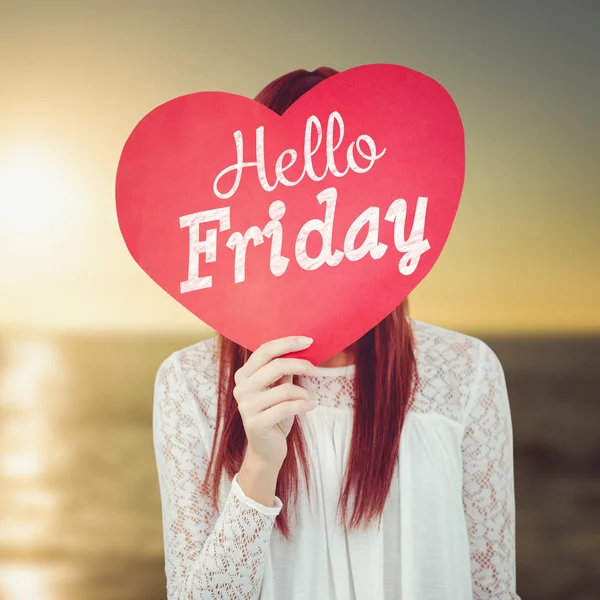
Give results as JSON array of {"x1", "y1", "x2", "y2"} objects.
[
  {"x1": 179, "y1": 188, "x2": 431, "y2": 292},
  {"x1": 212, "y1": 111, "x2": 386, "y2": 199}
]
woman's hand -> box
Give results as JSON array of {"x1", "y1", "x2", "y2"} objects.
[{"x1": 233, "y1": 336, "x2": 318, "y2": 469}]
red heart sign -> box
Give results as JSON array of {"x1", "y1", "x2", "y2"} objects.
[{"x1": 116, "y1": 64, "x2": 464, "y2": 364}]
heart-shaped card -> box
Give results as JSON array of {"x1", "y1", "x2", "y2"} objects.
[{"x1": 116, "y1": 64, "x2": 465, "y2": 364}]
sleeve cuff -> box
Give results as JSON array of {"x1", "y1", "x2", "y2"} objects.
[{"x1": 231, "y1": 472, "x2": 283, "y2": 516}]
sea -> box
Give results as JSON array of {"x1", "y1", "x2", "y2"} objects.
[{"x1": 0, "y1": 331, "x2": 598, "y2": 600}]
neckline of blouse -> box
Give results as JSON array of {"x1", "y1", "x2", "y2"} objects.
[
  {"x1": 307, "y1": 316, "x2": 414, "y2": 378},
  {"x1": 311, "y1": 364, "x2": 356, "y2": 377}
]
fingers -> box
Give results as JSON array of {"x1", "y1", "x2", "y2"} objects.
[
  {"x1": 236, "y1": 381, "x2": 310, "y2": 417},
  {"x1": 237, "y1": 336, "x2": 314, "y2": 382},
  {"x1": 258, "y1": 398, "x2": 317, "y2": 430},
  {"x1": 254, "y1": 358, "x2": 318, "y2": 390},
  {"x1": 234, "y1": 359, "x2": 316, "y2": 405},
  {"x1": 244, "y1": 382, "x2": 312, "y2": 414},
  {"x1": 243, "y1": 395, "x2": 317, "y2": 435}
]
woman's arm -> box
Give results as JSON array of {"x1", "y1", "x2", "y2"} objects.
[
  {"x1": 461, "y1": 340, "x2": 520, "y2": 599},
  {"x1": 153, "y1": 352, "x2": 282, "y2": 600}
]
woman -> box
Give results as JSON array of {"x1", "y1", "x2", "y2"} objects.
[{"x1": 153, "y1": 67, "x2": 519, "y2": 600}]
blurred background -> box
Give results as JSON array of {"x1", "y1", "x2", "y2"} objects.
[{"x1": 0, "y1": 1, "x2": 598, "y2": 598}]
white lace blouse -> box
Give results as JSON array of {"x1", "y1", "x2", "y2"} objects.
[{"x1": 153, "y1": 318, "x2": 519, "y2": 599}]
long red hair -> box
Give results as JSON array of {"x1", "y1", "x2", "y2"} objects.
[{"x1": 203, "y1": 68, "x2": 418, "y2": 540}]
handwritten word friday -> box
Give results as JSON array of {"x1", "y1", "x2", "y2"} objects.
[{"x1": 179, "y1": 111, "x2": 431, "y2": 293}]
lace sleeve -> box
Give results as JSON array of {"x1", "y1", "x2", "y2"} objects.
[
  {"x1": 153, "y1": 352, "x2": 283, "y2": 600},
  {"x1": 462, "y1": 341, "x2": 520, "y2": 599}
]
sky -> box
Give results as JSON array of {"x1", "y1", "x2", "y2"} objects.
[{"x1": 0, "y1": 0, "x2": 598, "y2": 335}]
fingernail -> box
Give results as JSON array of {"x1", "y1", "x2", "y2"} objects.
[{"x1": 297, "y1": 336, "x2": 313, "y2": 347}]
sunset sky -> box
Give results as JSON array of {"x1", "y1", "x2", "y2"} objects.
[{"x1": 0, "y1": 0, "x2": 598, "y2": 335}]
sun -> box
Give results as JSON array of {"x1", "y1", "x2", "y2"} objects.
[{"x1": 0, "y1": 145, "x2": 76, "y2": 245}]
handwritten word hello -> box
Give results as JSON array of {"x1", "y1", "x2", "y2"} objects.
[{"x1": 213, "y1": 111, "x2": 386, "y2": 199}]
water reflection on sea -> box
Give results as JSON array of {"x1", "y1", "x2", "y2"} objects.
[
  {"x1": 0, "y1": 333, "x2": 185, "y2": 600},
  {"x1": 0, "y1": 331, "x2": 598, "y2": 599}
]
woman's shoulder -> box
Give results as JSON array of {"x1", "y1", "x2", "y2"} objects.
[
  {"x1": 155, "y1": 334, "x2": 220, "y2": 428},
  {"x1": 409, "y1": 317, "x2": 487, "y2": 357},
  {"x1": 169, "y1": 333, "x2": 219, "y2": 368},
  {"x1": 408, "y1": 318, "x2": 504, "y2": 423}
]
